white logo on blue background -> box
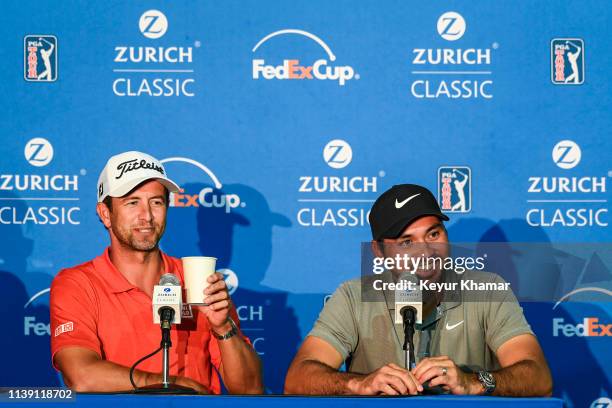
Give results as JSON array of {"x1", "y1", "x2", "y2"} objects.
[
  {"x1": 323, "y1": 139, "x2": 352, "y2": 169},
  {"x1": 437, "y1": 12, "x2": 466, "y2": 41},
  {"x1": 590, "y1": 397, "x2": 612, "y2": 408},
  {"x1": 24, "y1": 35, "x2": 57, "y2": 82},
  {"x1": 438, "y1": 166, "x2": 471, "y2": 213},
  {"x1": 218, "y1": 268, "x2": 239, "y2": 295},
  {"x1": 552, "y1": 140, "x2": 581, "y2": 169},
  {"x1": 139, "y1": 10, "x2": 168, "y2": 39},
  {"x1": 551, "y1": 38, "x2": 584, "y2": 85},
  {"x1": 24, "y1": 138, "x2": 54, "y2": 167}
]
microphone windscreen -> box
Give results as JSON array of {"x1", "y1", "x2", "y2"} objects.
[{"x1": 159, "y1": 273, "x2": 180, "y2": 286}]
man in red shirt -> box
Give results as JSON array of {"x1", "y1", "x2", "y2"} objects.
[{"x1": 50, "y1": 151, "x2": 263, "y2": 394}]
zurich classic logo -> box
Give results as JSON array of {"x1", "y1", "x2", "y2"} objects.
[
  {"x1": 139, "y1": 10, "x2": 168, "y2": 39},
  {"x1": 218, "y1": 269, "x2": 239, "y2": 295},
  {"x1": 437, "y1": 12, "x2": 466, "y2": 41},
  {"x1": 590, "y1": 397, "x2": 612, "y2": 408},
  {"x1": 24, "y1": 138, "x2": 54, "y2": 167},
  {"x1": 323, "y1": 139, "x2": 352, "y2": 169},
  {"x1": 552, "y1": 140, "x2": 581, "y2": 169}
]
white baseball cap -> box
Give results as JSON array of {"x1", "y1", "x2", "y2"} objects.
[{"x1": 97, "y1": 151, "x2": 180, "y2": 202}]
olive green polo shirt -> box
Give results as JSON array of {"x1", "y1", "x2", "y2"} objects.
[{"x1": 308, "y1": 270, "x2": 533, "y2": 374}]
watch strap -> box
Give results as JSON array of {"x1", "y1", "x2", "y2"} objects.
[
  {"x1": 477, "y1": 370, "x2": 496, "y2": 395},
  {"x1": 212, "y1": 317, "x2": 238, "y2": 341}
]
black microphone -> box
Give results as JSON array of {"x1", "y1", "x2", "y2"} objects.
[
  {"x1": 401, "y1": 305, "x2": 417, "y2": 327},
  {"x1": 159, "y1": 306, "x2": 175, "y2": 330},
  {"x1": 400, "y1": 306, "x2": 417, "y2": 370}
]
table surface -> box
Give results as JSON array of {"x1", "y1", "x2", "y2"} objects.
[{"x1": 2, "y1": 393, "x2": 564, "y2": 408}]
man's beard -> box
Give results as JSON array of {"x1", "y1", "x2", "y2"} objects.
[{"x1": 112, "y1": 222, "x2": 165, "y2": 252}]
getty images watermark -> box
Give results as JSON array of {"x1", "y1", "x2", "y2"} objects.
[{"x1": 360, "y1": 242, "x2": 612, "y2": 304}]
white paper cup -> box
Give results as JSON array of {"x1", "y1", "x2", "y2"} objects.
[{"x1": 182, "y1": 256, "x2": 217, "y2": 305}]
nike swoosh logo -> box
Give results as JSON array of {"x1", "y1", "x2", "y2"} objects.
[
  {"x1": 395, "y1": 193, "x2": 421, "y2": 209},
  {"x1": 445, "y1": 320, "x2": 464, "y2": 330}
]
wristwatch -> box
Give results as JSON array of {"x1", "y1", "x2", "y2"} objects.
[
  {"x1": 212, "y1": 317, "x2": 238, "y2": 341},
  {"x1": 477, "y1": 370, "x2": 496, "y2": 395}
]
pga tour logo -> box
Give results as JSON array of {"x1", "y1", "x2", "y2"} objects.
[
  {"x1": 24, "y1": 35, "x2": 57, "y2": 82},
  {"x1": 551, "y1": 38, "x2": 584, "y2": 85},
  {"x1": 438, "y1": 166, "x2": 471, "y2": 213}
]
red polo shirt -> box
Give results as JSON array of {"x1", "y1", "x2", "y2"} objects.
[{"x1": 50, "y1": 248, "x2": 243, "y2": 394}]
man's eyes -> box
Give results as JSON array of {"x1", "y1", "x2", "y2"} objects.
[{"x1": 123, "y1": 199, "x2": 165, "y2": 206}]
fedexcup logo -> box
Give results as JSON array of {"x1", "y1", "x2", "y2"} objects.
[
  {"x1": 252, "y1": 29, "x2": 357, "y2": 86},
  {"x1": 323, "y1": 139, "x2": 352, "y2": 169},
  {"x1": 24, "y1": 138, "x2": 54, "y2": 167},
  {"x1": 139, "y1": 10, "x2": 168, "y2": 39},
  {"x1": 552, "y1": 140, "x2": 581, "y2": 169},
  {"x1": 437, "y1": 12, "x2": 466, "y2": 41},
  {"x1": 162, "y1": 157, "x2": 246, "y2": 213}
]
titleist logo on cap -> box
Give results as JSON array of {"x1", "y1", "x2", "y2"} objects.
[{"x1": 115, "y1": 159, "x2": 165, "y2": 180}]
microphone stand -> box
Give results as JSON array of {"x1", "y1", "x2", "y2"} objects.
[
  {"x1": 401, "y1": 306, "x2": 416, "y2": 370},
  {"x1": 135, "y1": 307, "x2": 197, "y2": 394}
]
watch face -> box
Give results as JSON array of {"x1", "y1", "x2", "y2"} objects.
[{"x1": 478, "y1": 371, "x2": 496, "y2": 392}]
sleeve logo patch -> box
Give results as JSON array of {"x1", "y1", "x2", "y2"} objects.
[{"x1": 54, "y1": 321, "x2": 74, "y2": 337}]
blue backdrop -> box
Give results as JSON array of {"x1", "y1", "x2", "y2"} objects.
[{"x1": 1, "y1": 1, "x2": 610, "y2": 407}]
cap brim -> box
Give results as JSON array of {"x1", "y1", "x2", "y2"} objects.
[
  {"x1": 377, "y1": 212, "x2": 450, "y2": 240},
  {"x1": 107, "y1": 176, "x2": 181, "y2": 199}
]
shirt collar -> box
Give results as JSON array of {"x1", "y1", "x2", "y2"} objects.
[{"x1": 93, "y1": 247, "x2": 175, "y2": 294}]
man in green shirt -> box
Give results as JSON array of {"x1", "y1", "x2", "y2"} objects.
[{"x1": 285, "y1": 184, "x2": 552, "y2": 396}]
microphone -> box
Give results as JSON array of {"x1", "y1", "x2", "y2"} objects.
[
  {"x1": 153, "y1": 273, "x2": 182, "y2": 325},
  {"x1": 394, "y1": 273, "x2": 422, "y2": 325},
  {"x1": 394, "y1": 273, "x2": 422, "y2": 370},
  {"x1": 132, "y1": 273, "x2": 196, "y2": 394},
  {"x1": 401, "y1": 305, "x2": 417, "y2": 327}
]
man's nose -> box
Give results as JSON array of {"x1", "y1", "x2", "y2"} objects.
[
  {"x1": 138, "y1": 202, "x2": 153, "y2": 222},
  {"x1": 412, "y1": 239, "x2": 434, "y2": 257}
]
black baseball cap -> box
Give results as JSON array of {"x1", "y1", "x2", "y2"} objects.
[{"x1": 368, "y1": 184, "x2": 449, "y2": 240}]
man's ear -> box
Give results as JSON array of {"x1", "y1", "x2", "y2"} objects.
[
  {"x1": 96, "y1": 202, "x2": 112, "y2": 229},
  {"x1": 371, "y1": 240, "x2": 385, "y2": 258}
]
